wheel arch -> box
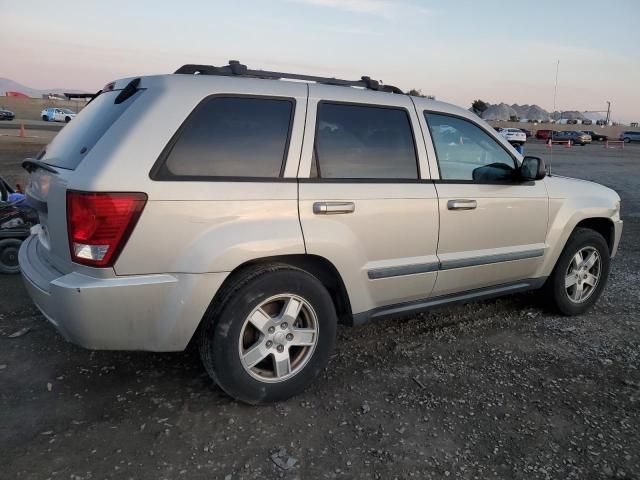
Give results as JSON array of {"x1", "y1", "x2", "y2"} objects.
[
  {"x1": 195, "y1": 254, "x2": 353, "y2": 337},
  {"x1": 538, "y1": 212, "x2": 617, "y2": 279},
  {"x1": 574, "y1": 217, "x2": 615, "y2": 253},
  {"x1": 241, "y1": 254, "x2": 353, "y2": 326}
]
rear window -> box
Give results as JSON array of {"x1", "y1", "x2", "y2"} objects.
[
  {"x1": 154, "y1": 96, "x2": 294, "y2": 180},
  {"x1": 42, "y1": 90, "x2": 141, "y2": 170}
]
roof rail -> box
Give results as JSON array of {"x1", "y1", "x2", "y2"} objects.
[{"x1": 174, "y1": 60, "x2": 404, "y2": 94}]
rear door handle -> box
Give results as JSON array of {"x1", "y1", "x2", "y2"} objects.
[
  {"x1": 313, "y1": 201, "x2": 355, "y2": 215},
  {"x1": 447, "y1": 199, "x2": 477, "y2": 210}
]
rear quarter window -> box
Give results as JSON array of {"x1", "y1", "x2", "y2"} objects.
[
  {"x1": 153, "y1": 96, "x2": 294, "y2": 180},
  {"x1": 42, "y1": 90, "x2": 142, "y2": 170}
]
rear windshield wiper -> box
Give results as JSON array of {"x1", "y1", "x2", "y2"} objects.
[
  {"x1": 85, "y1": 89, "x2": 103, "y2": 106},
  {"x1": 22, "y1": 158, "x2": 59, "y2": 174}
]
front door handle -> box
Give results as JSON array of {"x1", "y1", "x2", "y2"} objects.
[
  {"x1": 447, "y1": 199, "x2": 477, "y2": 210},
  {"x1": 313, "y1": 201, "x2": 355, "y2": 215}
]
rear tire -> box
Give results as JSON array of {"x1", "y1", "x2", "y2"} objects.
[
  {"x1": 199, "y1": 264, "x2": 337, "y2": 404},
  {"x1": 543, "y1": 228, "x2": 610, "y2": 316},
  {"x1": 64, "y1": 116, "x2": 71, "y2": 123},
  {"x1": 623, "y1": 137, "x2": 631, "y2": 143},
  {"x1": 0, "y1": 239, "x2": 23, "y2": 274},
  {"x1": 42, "y1": 115, "x2": 48, "y2": 121}
]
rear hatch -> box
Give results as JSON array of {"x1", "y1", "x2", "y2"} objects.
[{"x1": 25, "y1": 82, "x2": 143, "y2": 274}]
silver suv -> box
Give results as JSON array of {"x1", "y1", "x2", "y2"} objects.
[
  {"x1": 620, "y1": 131, "x2": 640, "y2": 143},
  {"x1": 19, "y1": 61, "x2": 622, "y2": 404}
]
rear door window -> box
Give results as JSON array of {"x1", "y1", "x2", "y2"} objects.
[
  {"x1": 155, "y1": 96, "x2": 294, "y2": 179},
  {"x1": 312, "y1": 102, "x2": 418, "y2": 179},
  {"x1": 42, "y1": 90, "x2": 142, "y2": 170}
]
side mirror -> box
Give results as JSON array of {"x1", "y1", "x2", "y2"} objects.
[{"x1": 520, "y1": 156, "x2": 546, "y2": 181}]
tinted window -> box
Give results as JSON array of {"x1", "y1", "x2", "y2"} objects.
[
  {"x1": 160, "y1": 97, "x2": 293, "y2": 178},
  {"x1": 313, "y1": 103, "x2": 418, "y2": 179},
  {"x1": 425, "y1": 113, "x2": 516, "y2": 182},
  {"x1": 42, "y1": 90, "x2": 142, "y2": 170}
]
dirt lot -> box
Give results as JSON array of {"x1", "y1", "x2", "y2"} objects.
[
  {"x1": 0, "y1": 97, "x2": 87, "y2": 122},
  {"x1": 1, "y1": 139, "x2": 639, "y2": 479}
]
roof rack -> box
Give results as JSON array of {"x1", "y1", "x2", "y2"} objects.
[{"x1": 174, "y1": 60, "x2": 404, "y2": 94}]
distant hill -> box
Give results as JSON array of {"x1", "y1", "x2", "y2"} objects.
[
  {"x1": 482, "y1": 103, "x2": 519, "y2": 121},
  {"x1": 0, "y1": 77, "x2": 88, "y2": 98},
  {"x1": 479, "y1": 102, "x2": 603, "y2": 123}
]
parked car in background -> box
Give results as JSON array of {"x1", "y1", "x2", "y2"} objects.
[
  {"x1": 519, "y1": 128, "x2": 533, "y2": 138},
  {"x1": 498, "y1": 127, "x2": 527, "y2": 146},
  {"x1": 19, "y1": 62, "x2": 622, "y2": 404},
  {"x1": 0, "y1": 108, "x2": 15, "y2": 121},
  {"x1": 620, "y1": 131, "x2": 640, "y2": 143},
  {"x1": 551, "y1": 131, "x2": 592, "y2": 146},
  {"x1": 41, "y1": 107, "x2": 76, "y2": 123},
  {"x1": 582, "y1": 131, "x2": 608, "y2": 142},
  {"x1": 1, "y1": 176, "x2": 39, "y2": 274},
  {"x1": 535, "y1": 129, "x2": 555, "y2": 140}
]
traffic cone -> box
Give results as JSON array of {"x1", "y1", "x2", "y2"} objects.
[{"x1": 19, "y1": 124, "x2": 25, "y2": 138}]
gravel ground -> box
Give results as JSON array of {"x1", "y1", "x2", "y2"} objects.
[{"x1": 1, "y1": 140, "x2": 639, "y2": 479}]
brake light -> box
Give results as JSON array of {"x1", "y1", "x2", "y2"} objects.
[{"x1": 67, "y1": 191, "x2": 147, "y2": 267}]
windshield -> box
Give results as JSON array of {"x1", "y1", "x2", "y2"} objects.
[{"x1": 61, "y1": 108, "x2": 75, "y2": 114}]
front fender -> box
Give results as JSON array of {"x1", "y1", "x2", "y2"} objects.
[{"x1": 536, "y1": 176, "x2": 621, "y2": 277}]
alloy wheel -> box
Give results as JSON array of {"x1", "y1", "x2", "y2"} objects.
[
  {"x1": 238, "y1": 294, "x2": 319, "y2": 383},
  {"x1": 564, "y1": 246, "x2": 601, "y2": 303}
]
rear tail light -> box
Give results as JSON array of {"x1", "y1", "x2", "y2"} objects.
[{"x1": 66, "y1": 191, "x2": 147, "y2": 267}]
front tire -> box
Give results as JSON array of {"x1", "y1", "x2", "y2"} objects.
[
  {"x1": 199, "y1": 264, "x2": 337, "y2": 404},
  {"x1": 544, "y1": 228, "x2": 610, "y2": 315},
  {"x1": 42, "y1": 115, "x2": 48, "y2": 121},
  {"x1": 623, "y1": 137, "x2": 631, "y2": 143},
  {"x1": 64, "y1": 116, "x2": 71, "y2": 123}
]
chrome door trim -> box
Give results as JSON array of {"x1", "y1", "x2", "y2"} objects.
[
  {"x1": 439, "y1": 248, "x2": 544, "y2": 270},
  {"x1": 367, "y1": 248, "x2": 545, "y2": 279},
  {"x1": 367, "y1": 261, "x2": 440, "y2": 280}
]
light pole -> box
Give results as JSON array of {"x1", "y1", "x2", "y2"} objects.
[{"x1": 553, "y1": 60, "x2": 560, "y2": 121}]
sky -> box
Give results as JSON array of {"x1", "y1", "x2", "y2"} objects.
[{"x1": 2, "y1": 0, "x2": 639, "y2": 123}]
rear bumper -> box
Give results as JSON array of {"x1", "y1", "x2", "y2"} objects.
[{"x1": 19, "y1": 235, "x2": 228, "y2": 351}]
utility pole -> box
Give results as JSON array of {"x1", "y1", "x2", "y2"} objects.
[{"x1": 605, "y1": 101, "x2": 611, "y2": 125}]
